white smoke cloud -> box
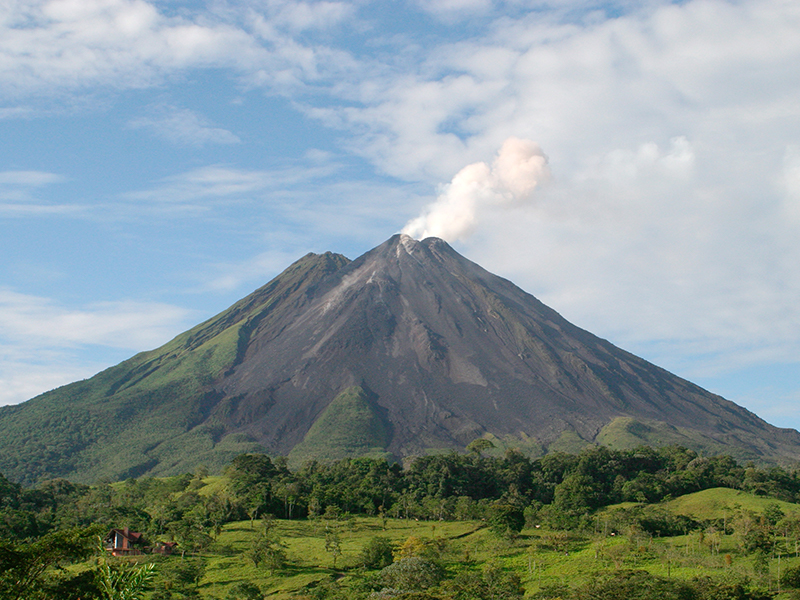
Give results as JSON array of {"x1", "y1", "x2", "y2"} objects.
[{"x1": 402, "y1": 137, "x2": 551, "y2": 241}]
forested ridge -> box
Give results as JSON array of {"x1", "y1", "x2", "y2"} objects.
[{"x1": 4, "y1": 445, "x2": 800, "y2": 599}]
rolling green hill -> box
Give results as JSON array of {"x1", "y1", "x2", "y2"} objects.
[{"x1": 666, "y1": 487, "x2": 800, "y2": 520}]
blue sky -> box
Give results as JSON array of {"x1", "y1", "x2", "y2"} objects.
[{"x1": 2, "y1": 0, "x2": 799, "y2": 431}]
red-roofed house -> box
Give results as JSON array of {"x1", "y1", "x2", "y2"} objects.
[
  {"x1": 105, "y1": 528, "x2": 145, "y2": 556},
  {"x1": 152, "y1": 541, "x2": 178, "y2": 555}
]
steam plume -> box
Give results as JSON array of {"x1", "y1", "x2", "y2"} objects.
[{"x1": 402, "y1": 137, "x2": 551, "y2": 241}]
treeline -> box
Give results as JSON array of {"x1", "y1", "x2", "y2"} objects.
[
  {"x1": 223, "y1": 444, "x2": 800, "y2": 534},
  {"x1": 3, "y1": 444, "x2": 800, "y2": 544},
  {"x1": 215, "y1": 445, "x2": 800, "y2": 526}
]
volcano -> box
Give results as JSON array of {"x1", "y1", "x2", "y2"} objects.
[{"x1": 1, "y1": 234, "x2": 798, "y2": 484}]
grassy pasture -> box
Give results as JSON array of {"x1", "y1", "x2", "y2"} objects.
[
  {"x1": 666, "y1": 487, "x2": 800, "y2": 520},
  {"x1": 199, "y1": 517, "x2": 486, "y2": 598},
  {"x1": 176, "y1": 499, "x2": 800, "y2": 599}
]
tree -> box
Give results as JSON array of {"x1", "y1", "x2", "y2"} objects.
[
  {"x1": 324, "y1": 527, "x2": 343, "y2": 569},
  {"x1": 0, "y1": 525, "x2": 101, "y2": 600},
  {"x1": 571, "y1": 569, "x2": 694, "y2": 600},
  {"x1": 553, "y1": 473, "x2": 598, "y2": 514},
  {"x1": 359, "y1": 536, "x2": 394, "y2": 569},
  {"x1": 244, "y1": 524, "x2": 287, "y2": 575},
  {"x1": 227, "y1": 454, "x2": 280, "y2": 521},
  {"x1": 764, "y1": 502, "x2": 785, "y2": 526},
  {"x1": 743, "y1": 527, "x2": 774, "y2": 555},
  {"x1": 167, "y1": 516, "x2": 212, "y2": 558},
  {"x1": 226, "y1": 581, "x2": 263, "y2": 600},
  {"x1": 781, "y1": 564, "x2": 800, "y2": 589},
  {"x1": 203, "y1": 493, "x2": 238, "y2": 538},
  {"x1": 488, "y1": 502, "x2": 525, "y2": 538},
  {"x1": 155, "y1": 557, "x2": 205, "y2": 598},
  {"x1": 395, "y1": 535, "x2": 428, "y2": 561},
  {"x1": 379, "y1": 557, "x2": 443, "y2": 592},
  {"x1": 441, "y1": 562, "x2": 524, "y2": 600},
  {"x1": 467, "y1": 438, "x2": 496, "y2": 456}
]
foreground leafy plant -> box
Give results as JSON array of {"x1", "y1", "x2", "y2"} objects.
[{"x1": 97, "y1": 556, "x2": 155, "y2": 600}]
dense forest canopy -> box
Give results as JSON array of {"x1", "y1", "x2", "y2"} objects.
[{"x1": 6, "y1": 444, "x2": 800, "y2": 541}]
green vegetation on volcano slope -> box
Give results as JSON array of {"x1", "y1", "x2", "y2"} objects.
[
  {"x1": 595, "y1": 416, "x2": 780, "y2": 463},
  {"x1": 288, "y1": 386, "x2": 391, "y2": 468},
  {"x1": 0, "y1": 252, "x2": 350, "y2": 486}
]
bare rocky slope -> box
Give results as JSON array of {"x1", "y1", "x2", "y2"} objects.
[{"x1": 1, "y1": 234, "x2": 798, "y2": 484}]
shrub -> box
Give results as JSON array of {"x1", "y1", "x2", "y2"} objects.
[
  {"x1": 440, "y1": 562, "x2": 524, "y2": 600},
  {"x1": 226, "y1": 581, "x2": 262, "y2": 600},
  {"x1": 573, "y1": 570, "x2": 694, "y2": 600},
  {"x1": 379, "y1": 557, "x2": 443, "y2": 592},
  {"x1": 783, "y1": 564, "x2": 800, "y2": 589},
  {"x1": 487, "y1": 503, "x2": 525, "y2": 538},
  {"x1": 360, "y1": 537, "x2": 394, "y2": 569}
]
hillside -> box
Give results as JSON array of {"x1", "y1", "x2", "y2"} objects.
[
  {"x1": 1, "y1": 234, "x2": 799, "y2": 485},
  {"x1": 0, "y1": 251, "x2": 350, "y2": 485}
]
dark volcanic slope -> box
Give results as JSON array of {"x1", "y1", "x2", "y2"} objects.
[
  {"x1": 1, "y1": 234, "x2": 799, "y2": 484},
  {"x1": 213, "y1": 235, "x2": 799, "y2": 461}
]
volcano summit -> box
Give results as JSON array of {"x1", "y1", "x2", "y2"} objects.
[{"x1": 1, "y1": 234, "x2": 798, "y2": 484}]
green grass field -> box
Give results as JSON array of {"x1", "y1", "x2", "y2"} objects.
[
  {"x1": 199, "y1": 517, "x2": 486, "y2": 598},
  {"x1": 169, "y1": 494, "x2": 800, "y2": 600},
  {"x1": 666, "y1": 487, "x2": 800, "y2": 520}
]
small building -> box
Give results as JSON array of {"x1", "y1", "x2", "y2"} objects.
[
  {"x1": 151, "y1": 541, "x2": 178, "y2": 555},
  {"x1": 105, "y1": 528, "x2": 145, "y2": 556}
]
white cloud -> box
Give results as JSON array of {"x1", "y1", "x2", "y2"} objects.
[
  {"x1": 0, "y1": 106, "x2": 32, "y2": 119},
  {"x1": 323, "y1": 0, "x2": 800, "y2": 185},
  {"x1": 0, "y1": 169, "x2": 81, "y2": 214},
  {"x1": 2, "y1": 0, "x2": 799, "y2": 418},
  {"x1": 0, "y1": 360, "x2": 99, "y2": 406},
  {"x1": 0, "y1": 288, "x2": 198, "y2": 404},
  {"x1": 202, "y1": 250, "x2": 305, "y2": 292},
  {"x1": 456, "y1": 132, "x2": 800, "y2": 384},
  {"x1": 286, "y1": 0, "x2": 799, "y2": 390},
  {"x1": 263, "y1": 0, "x2": 354, "y2": 31},
  {"x1": 0, "y1": 289, "x2": 194, "y2": 349},
  {"x1": 783, "y1": 145, "x2": 800, "y2": 219},
  {"x1": 0, "y1": 203, "x2": 85, "y2": 215},
  {"x1": 0, "y1": 0, "x2": 351, "y2": 99},
  {"x1": 122, "y1": 165, "x2": 274, "y2": 206},
  {"x1": 413, "y1": 0, "x2": 493, "y2": 19},
  {"x1": 128, "y1": 106, "x2": 241, "y2": 146},
  {"x1": 0, "y1": 170, "x2": 63, "y2": 187},
  {"x1": 123, "y1": 162, "x2": 337, "y2": 205},
  {"x1": 112, "y1": 161, "x2": 418, "y2": 267}
]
